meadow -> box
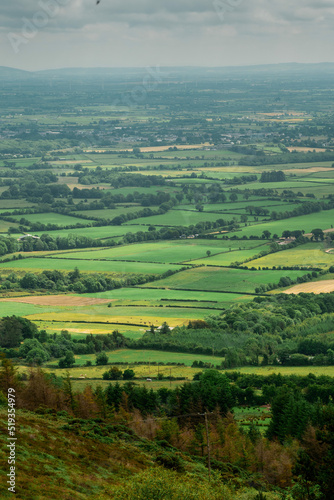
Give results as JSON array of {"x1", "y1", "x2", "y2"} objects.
[
  {"x1": 247, "y1": 242, "x2": 334, "y2": 269},
  {"x1": 0, "y1": 257, "x2": 184, "y2": 275},
  {"x1": 140, "y1": 266, "x2": 308, "y2": 293},
  {"x1": 232, "y1": 208, "x2": 334, "y2": 238},
  {"x1": 48, "y1": 239, "x2": 259, "y2": 264},
  {"x1": 32, "y1": 224, "x2": 151, "y2": 239}
]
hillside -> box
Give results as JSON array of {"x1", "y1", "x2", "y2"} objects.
[{"x1": 0, "y1": 408, "x2": 279, "y2": 500}]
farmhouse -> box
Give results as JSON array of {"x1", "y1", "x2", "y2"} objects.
[{"x1": 17, "y1": 234, "x2": 40, "y2": 241}]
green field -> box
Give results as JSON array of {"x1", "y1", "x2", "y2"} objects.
[
  {"x1": 83, "y1": 287, "x2": 250, "y2": 304},
  {"x1": 125, "y1": 209, "x2": 228, "y2": 226},
  {"x1": 0, "y1": 257, "x2": 184, "y2": 275},
  {"x1": 232, "y1": 208, "x2": 334, "y2": 238},
  {"x1": 73, "y1": 206, "x2": 143, "y2": 219},
  {"x1": 47, "y1": 348, "x2": 225, "y2": 369},
  {"x1": 48, "y1": 239, "x2": 258, "y2": 264},
  {"x1": 246, "y1": 242, "x2": 334, "y2": 269},
  {"x1": 33, "y1": 224, "x2": 151, "y2": 239},
  {"x1": 140, "y1": 266, "x2": 308, "y2": 293},
  {"x1": 12, "y1": 212, "x2": 88, "y2": 226},
  {"x1": 188, "y1": 243, "x2": 270, "y2": 266}
]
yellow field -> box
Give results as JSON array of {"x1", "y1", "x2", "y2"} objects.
[
  {"x1": 25, "y1": 312, "x2": 191, "y2": 327},
  {"x1": 284, "y1": 280, "x2": 334, "y2": 294},
  {"x1": 247, "y1": 246, "x2": 334, "y2": 269}
]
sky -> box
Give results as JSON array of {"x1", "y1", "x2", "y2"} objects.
[{"x1": 1, "y1": 0, "x2": 334, "y2": 71}]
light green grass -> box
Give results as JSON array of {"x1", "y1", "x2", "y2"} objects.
[
  {"x1": 247, "y1": 242, "x2": 334, "y2": 269},
  {"x1": 0, "y1": 257, "x2": 184, "y2": 275},
  {"x1": 191, "y1": 245, "x2": 270, "y2": 266},
  {"x1": 12, "y1": 212, "x2": 88, "y2": 226},
  {"x1": 49, "y1": 239, "x2": 254, "y2": 264},
  {"x1": 141, "y1": 266, "x2": 309, "y2": 293},
  {"x1": 125, "y1": 209, "x2": 227, "y2": 226},
  {"x1": 33, "y1": 225, "x2": 150, "y2": 240},
  {"x1": 233, "y1": 208, "x2": 334, "y2": 238},
  {"x1": 48, "y1": 348, "x2": 224, "y2": 368}
]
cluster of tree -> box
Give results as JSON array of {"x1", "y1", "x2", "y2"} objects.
[
  {"x1": 102, "y1": 366, "x2": 135, "y2": 380},
  {"x1": 133, "y1": 292, "x2": 334, "y2": 365},
  {"x1": 0, "y1": 266, "x2": 183, "y2": 293},
  {"x1": 260, "y1": 171, "x2": 286, "y2": 183},
  {"x1": 0, "y1": 322, "x2": 128, "y2": 366},
  {"x1": 239, "y1": 149, "x2": 334, "y2": 166},
  {"x1": 77, "y1": 169, "x2": 168, "y2": 189}
]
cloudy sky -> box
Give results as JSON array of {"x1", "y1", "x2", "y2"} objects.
[{"x1": 1, "y1": 0, "x2": 334, "y2": 71}]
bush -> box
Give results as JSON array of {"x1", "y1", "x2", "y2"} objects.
[
  {"x1": 96, "y1": 352, "x2": 109, "y2": 365},
  {"x1": 103, "y1": 366, "x2": 122, "y2": 380}
]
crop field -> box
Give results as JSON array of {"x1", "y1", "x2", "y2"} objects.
[
  {"x1": 231, "y1": 209, "x2": 334, "y2": 238},
  {"x1": 47, "y1": 348, "x2": 224, "y2": 369},
  {"x1": 177, "y1": 200, "x2": 300, "y2": 212},
  {"x1": 25, "y1": 305, "x2": 208, "y2": 326},
  {"x1": 82, "y1": 287, "x2": 251, "y2": 305},
  {"x1": 49, "y1": 239, "x2": 252, "y2": 263},
  {"x1": 72, "y1": 206, "x2": 143, "y2": 219},
  {"x1": 0, "y1": 257, "x2": 184, "y2": 275},
  {"x1": 0, "y1": 199, "x2": 36, "y2": 209},
  {"x1": 283, "y1": 279, "x2": 334, "y2": 294},
  {"x1": 190, "y1": 244, "x2": 271, "y2": 266},
  {"x1": 0, "y1": 220, "x2": 19, "y2": 233},
  {"x1": 140, "y1": 266, "x2": 308, "y2": 293},
  {"x1": 125, "y1": 209, "x2": 229, "y2": 226},
  {"x1": 32, "y1": 319, "x2": 144, "y2": 339},
  {"x1": 32, "y1": 224, "x2": 151, "y2": 239},
  {"x1": 247, "y1": 242, "x2": 334, "y2": 269},
  {"x1": 11, "y1": 212, "x2": 88, "y2": 226}
]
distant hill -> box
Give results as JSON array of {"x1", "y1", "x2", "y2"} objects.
[
  {"x1": 0, "y1": 66, "x2": 32, "y2": 79},
  {"x1": 3, "y1": 62, "x2": 334, "y2": 81}
]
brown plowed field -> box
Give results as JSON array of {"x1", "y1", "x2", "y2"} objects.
[
  {"x1": 0, "y1": 295, "x2": 112, "y2": 306},
  {"x1": 284, "y1": 280, "x2": 334, "y2": 295}
]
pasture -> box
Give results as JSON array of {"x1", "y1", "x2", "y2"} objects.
[
  {"x1": 247, "y1": 242, "x2": 334, "y2": 269},
  {"x1": 232, "y1": 209, "x2": 334, "y2": 238},
  {"x1": 125, "y1": 209, "x2": 229, "y2": 226},
  {"x1": 0, "y1": 257, "x2": 184, "y2": 275},
  {"x1": 11, "y1": 212, "x2": 88, "y2": 226},
  {"x1": 140, "y1": 266, "x2": 308, "y2": 293},
  {"x1": 49, "y1": 239, "x2": 257, "y2": 264},
  {"x1": 32, "y1": 224, "x2": 151, "y2": 240}
]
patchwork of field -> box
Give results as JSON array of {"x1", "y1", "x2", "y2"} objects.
[
  {"x1": 246, "y1": 242, "x2": 334, "y2": 269},
  {"x1": 32, "y1": 225, "x2": 151, "y2": 239},
  {"x1": 11, "y1": 212, "x2": 88, "y2": 226},
  {"x1": 124, "y1": 209, "x2": 231, "y2": 226},
  {"x1": 0, "y1": 257, "x2": 184, "y2": 275},
  {"x1": 25, "y1": 305, "x2": 208, "y2": 327},
  {"x1": 140, "y1": 266, "x2": 308, "y2": 293},
  {"x1": 232, "y1": 209, "x2": 334, "y2": 238},
  {"x1": 47, "y1": 239, "x2": 262, "y2": 264}
]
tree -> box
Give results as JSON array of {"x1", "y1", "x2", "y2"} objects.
[
  {"x1": 123, "y1": 369, "x2": 135, "y2": 380},
  {"x1": 311, "y1": 228, "x2": 324, "y2": 241},
  {"x1": 262, "y1": 230, "x2": 271, "y2": 239},
  {"x1": 206, "y1": 250, "x2": 211, "y2": 257},
  {"x1": 58, "y1": 351, "x2": 75, "y2": 368},
  {"x1": 160, "y1": 322, "x2": 170, "y2": 334},
  {"x1": 103, "y1": 366, "x2": 123, "y2": 380},
  {"x1": 0, "y1": 316, "x2": 24, "y2": 348},
  {"x1": 96, "y1": 352, "x2": 109, "y2": 365},
  {"x1": 229, "y1": 192, "x2": 238, "y2": 202}
]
